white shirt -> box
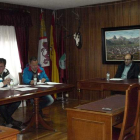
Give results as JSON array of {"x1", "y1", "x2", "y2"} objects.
[
  {"x1": 0, "y1": 73, "x2": 18, "y2": 88},
  {"x1": 121, "y1": 63, "x2": 132, "y2": 79}
]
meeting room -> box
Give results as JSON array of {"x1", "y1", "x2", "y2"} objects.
[{"x1": 0, "y1": 0, "x2": 140, "y2": 140}]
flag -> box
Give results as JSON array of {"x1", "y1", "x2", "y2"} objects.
[
  {"x1": 58, "y1": 27, "x2": 67, "y2": 83},
  {"x1": 50, "y1": 11, "x2": 59, "y2": 98},
  {"x1": 38, "y1": 9, "x2": 50, "y2": 78}
]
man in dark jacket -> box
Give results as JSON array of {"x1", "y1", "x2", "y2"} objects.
[
  {"x1": 112, "y1": 54, "x2": 140, "y2": 95},
  {"x1": 115, "y1": 54, "x2": 140, "y2": 79}
]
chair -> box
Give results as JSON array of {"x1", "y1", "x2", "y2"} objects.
[
  {"x1": 18, "y1": 72, "x2": 23, "y2": 85},
  {"x1": 112, "y1": 84, "x2": 140, "y2": 140},
  {"x1": 18, "y1": 72, "x2": 32, "y2": 107}
]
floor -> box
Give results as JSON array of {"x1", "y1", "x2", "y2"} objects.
[{"x1": 12, "y1": 99, "x2": 82, "y2": 140}]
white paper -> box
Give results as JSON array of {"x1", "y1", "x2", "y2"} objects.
[
  {"x1": 22, "y1": 93, "x2": 34, "y2": 96},
  {"x1": 109, "y1": 78, "x2": 123, "y2": 81},
  {"x1": 0, "y1": 87, "x2": 10, "y2": 90},
  {"x1": 35, "y1": 85, "x2": 53, "y2": 88},
  {"x1": 37, "y1": 82, "x2": 46, "y2": 85},
  {"x1": 15, "y1": 87, "x2": 38, "y2": 91},
  {"x1": 14, "y1": 85, "x2": 30, "y2": 88},
  {"x1": 6, "y1": 94, "x2": 20, "y2": 98},
  {"x1": 46, "y1": 82, "x2": 62, "y2": 85}
]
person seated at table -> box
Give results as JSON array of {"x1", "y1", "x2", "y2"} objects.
[
  {"x1": 0, "y1": 58, "x2": 22, "y2": 130},
  {"x1": 23, "y1": 56, "x2": 54, "y2": 116},
  {"x1": 115, "y1": 53, "x2": 140, "y2": 79},
  {"x1": 112, "y1": 53, "x2": 140, "y2": 95}
]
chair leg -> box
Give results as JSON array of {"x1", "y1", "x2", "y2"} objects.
[{"x1": 21, "y1": 100, "x2": 25, "y2": 113}]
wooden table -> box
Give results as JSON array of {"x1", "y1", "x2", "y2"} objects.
[
  {"x1": 0, "y1": 83, "x2": 74, "y2": 133},
  {"x1": 67, "y1": 95, "x2": 125, "y2": 140},
  {"x1": 0, "y1": 126, "x2": 19, "y2": 140},
  {"x1": 76, "y1": 78, "x2": 140, "y2": 139},
  {"x1": 77, "y1": 78, "x2": 139, "y2": 100}
]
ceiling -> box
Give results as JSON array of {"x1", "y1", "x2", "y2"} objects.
[{"x1": 0, "y1": 0, "x2": 122, "y2": 10}]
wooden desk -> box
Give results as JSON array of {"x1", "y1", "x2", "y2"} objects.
[
  {"x1": 67, "y1": 95, "x2": 125, "y2": 140},
  {"x1": 76, "y1": 78, "x2": 140, "y2": 140},
  {"x1": 0, "y1": 126, "x2": 19, "y2": 140},
  {"x1": 77, "y1": 78, "x2": 139, "y2": 101},
  {"x1": 0, "y1": 83, "x2": 74, "y2": 133}
]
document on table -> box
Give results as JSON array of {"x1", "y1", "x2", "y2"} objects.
[
  {"x1": 0, "y1": 87, "x2": 10, "y2": 90},
  {"x1": 37, "y1": 82, "x2": 46, "y2": 85},
  {"x1": 35, "y1": 85, "x2": 53, "y2": 88},
  {"x1": 15, "y1": 87, "x2": 38, "y2": 91},
  {"x1": 109, "y1": 78, "x2": 123, "y2": 81},
  {"x1": 6, "y1": 94, "x2": 20, "y2": 98},
  {"x1": 14, "y1": 85, "x2": 30, "y2": 88},
  {"x1": 46, "y1": 82, "x2": 62, "y2": 85}
]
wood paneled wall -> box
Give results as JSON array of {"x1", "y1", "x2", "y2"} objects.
[
  {"x1": 56, "y1": 0, "x2": 140, "y2": 100},
  {"x1": 0, "y1": 0, "x2": 140, "y2": 101}
]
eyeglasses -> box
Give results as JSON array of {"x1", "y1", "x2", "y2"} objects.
[
  {"x1": 124, "y1": 59, "x2": 131, "y2": 61},
  {"x1": 0, "y1": 66, "x2": 4, "y2": 68}
]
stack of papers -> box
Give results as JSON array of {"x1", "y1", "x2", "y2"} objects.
[
  {"x1": 109, "y1": 78, "x2": 123, "y2": 81},
  {"x1": 37, "y1": 82, "x2": 46, "y2": 85},
  {"x1": 0, "y1": 87, "x2": 10, "y2": 90},
  {"x1": 14, "y1": 85, "x2": 30, "y2": 88},
  {"x1": 35, "y1": 85, "x2": 53, "y2": 88},
  {"x1": 15, "y1": 87, "x2": 38, "y2": 91},
  {"x1": 0, "y1": 85, "x2": 31, "y2": 91},
  {"x1": 46, "y1": 82, "x2": 62, "y2": 85}
]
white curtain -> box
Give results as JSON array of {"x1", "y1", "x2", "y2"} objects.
[{"x1": 0, "y1": 26, "x2": 21, "y2": 82}]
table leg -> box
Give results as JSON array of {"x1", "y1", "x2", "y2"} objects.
[
  {"x1": 101, "y1": 90, "x2": 105, "y2": 98},
  {"x1": 21, "y1": 98, "x2": 54, "y2": 133},
  {"x1": 101, "y1": 85, "x2": 105, "y2": 98},
  {"x1": 77, "y1": 89, "x2": 81, "y2": 104}
]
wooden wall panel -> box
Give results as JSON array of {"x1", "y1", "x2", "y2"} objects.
[{"x1": 56, "y1": 0, "x2": 140, "y2": 100}]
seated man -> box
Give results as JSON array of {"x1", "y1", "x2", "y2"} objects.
[
  {"x1": 112, "y1": 53, "x2": 140, "y2": 95},
  {"x1": 115, "y1": 53, "x2": 140, "y2": 79},
  {"x1": 23, "y1": 57, "x2": 54, "y2": 115},
  {"x1": 0, "y1": 58, "x2": 22, "y2": 130}
]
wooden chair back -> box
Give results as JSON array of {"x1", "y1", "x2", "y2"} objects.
[
  {"x1": 118, "y1": 84, "x2": 140, "y2": 140},
  {"x1": 18, "y1": 72, "x2": 23, "y2": 84}
]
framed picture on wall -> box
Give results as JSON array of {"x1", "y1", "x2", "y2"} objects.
[{"x1": 102, "y1": 25, "x2": 140, "y2": 64}]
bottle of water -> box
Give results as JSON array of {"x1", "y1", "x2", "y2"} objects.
[
  {"x1": 10, "y1": 79, "x2": 14, "y2": 90},
  {"x1": 138, "y1": 73, "x2": 140, "y2": 83},
  {"x1": 33, "y1": 74, "x2": 37, "y2": 85},
  {"x1": 106, "y1": 72, "x2": 110, "y2": 81},
  {"x1": 0, "y1": 78, "x2": 3, "y2": 82}
]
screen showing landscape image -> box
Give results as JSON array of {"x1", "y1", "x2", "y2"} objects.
[{"x1": 105, "y1": 29, "x2": 140, "y2": 61}]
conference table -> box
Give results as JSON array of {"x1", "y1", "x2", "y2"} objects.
[{"x1": 0, "y1": 82, "x2": 74, "y2": 133}]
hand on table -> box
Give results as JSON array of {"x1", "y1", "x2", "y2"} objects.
[
  {"x1": 30, "y1": 80, "x2": 34, "y2": 85},
  {"x1": 41, "y1": 78, "x2": 46, "y2": 83},
  {"x1": 3, "y1": 78, "x2": 11, "y2": 86}
]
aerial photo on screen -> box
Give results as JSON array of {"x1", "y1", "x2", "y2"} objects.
[{"x1": 105, "y1": 29, "x2": 140, "y2": 61}]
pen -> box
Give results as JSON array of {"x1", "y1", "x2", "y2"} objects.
[{"x1": 102, "y1": 107, "x2": 112, "y2": 111}]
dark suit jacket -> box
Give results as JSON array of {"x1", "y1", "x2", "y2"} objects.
[{"x1": 114, "y1": 62, "x2": 140, "y2": 79}]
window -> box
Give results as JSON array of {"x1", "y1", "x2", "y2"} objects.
[{"x1": 0, "y1": 26, "x2": 21, "y2": 82}]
